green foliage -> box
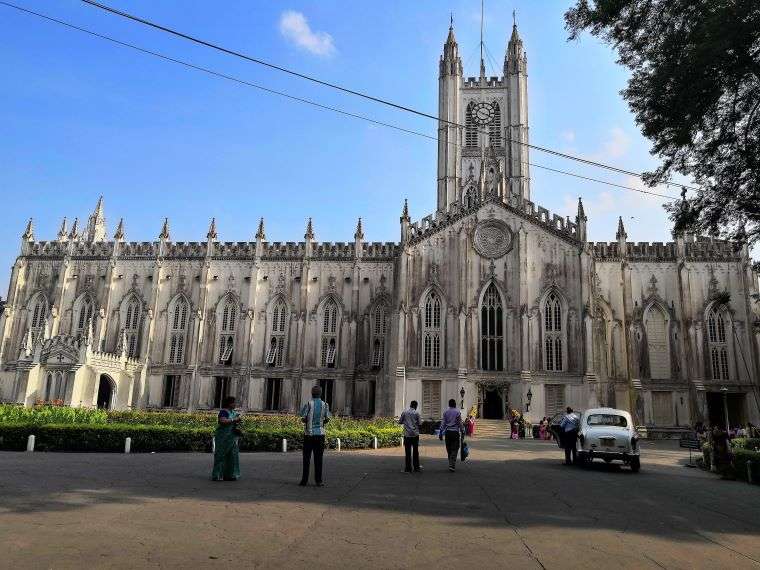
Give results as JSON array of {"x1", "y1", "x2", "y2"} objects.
[
  {"x1": 732, "y1": 449, "x2": 760, "y2": 484},
  {"x1": 565, "y1": 0, "x2": 760, "y2": 246},
  {"x1": 0, "y1": 404, "x2": 107, "y2": 425},
  {"x1": 731, "y1": 437, "x2": 760, "y2": 451}
]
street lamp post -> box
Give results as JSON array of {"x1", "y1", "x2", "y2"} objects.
[
  {"x1": 460, "y1": 386, "x2": 465, "y2": 410},
  {"x1": 526, "y1": 386, "x2": 533, "y2": 413},
  {"x1": 720, "y1": 386, "x2": 730, "y2": 433}
]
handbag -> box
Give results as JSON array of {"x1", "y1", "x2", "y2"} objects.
[{"x1": 460, "y1": 441, "x2": 469, "y2": 461}]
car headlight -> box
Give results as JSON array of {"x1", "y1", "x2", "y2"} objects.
[{"x1": 631, "y1": 435, "x2": 639, "y2": 451}]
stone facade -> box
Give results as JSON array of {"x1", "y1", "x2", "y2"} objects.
[{"x1": 1, "y1": 23, "x2": 759, "y2": 432}]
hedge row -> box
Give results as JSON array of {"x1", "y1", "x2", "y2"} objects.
[
  {"x1": 731, "y1": 438, "x2": 760, "y2": 451},
  {"x1": 700, "y1": 443, "x2": 760, "y2": 484},
  {"x1": 0, "y1": 423, "x2": 401, "y2": 453}
]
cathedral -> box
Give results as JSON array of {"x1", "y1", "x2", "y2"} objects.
[{"x1": 1, "y1": 21, "x2": 759, "y2": 434}]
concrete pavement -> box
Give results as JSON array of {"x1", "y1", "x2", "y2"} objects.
[{"x1": 1, "y1": 435, "x2": 759, "y2": 569}]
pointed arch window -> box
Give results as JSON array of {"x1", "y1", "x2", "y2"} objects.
[
  {"x1": 464, "y1": 186, "x2": 477, "y2": 209},
  {"x1": 480, "y1": 283, "x2": 503, "y2": 371},
  {"x1": 465, "y1": 102, "x2": 478, "y2": 147},
  {"x1": 168, "y1": 297, "x2": 189, "y2": 365},
  {"x1": 423, "y1": 291, "x2": 442, "y2": 368},
  {"x1": 488, "y1": 102, "x2": 501, "y2": 146},
  {"x1": 266, "y1": 299, "x2": 288, "y2": 367},
  {"x1": 543, "y1": 292, "x2": 563, "y2": 372},
  {"x1": 123, "y1": 296, "x2": 142, "y2": 358},
  {"x1": 29, "y1": 294, "x2": 48, "y2": 344},
  {"x1": 74, "y1": 295, "x2": 94, "y2": 338},
  {"x1": 707, "y1": 305, "x2": 730, "y2": 381},
  {"x1": 371, "y1": 304, "x2": 388, "y2": 369},
  {"x1": 320, "y1": 299, "x2": 339, "y2": 368},
  {"x1": 645, "y1": 306, "x2": 670, "y2": 379},
  {"x1": 218, "y1": 297, "x2": 237, "y2": 365}
]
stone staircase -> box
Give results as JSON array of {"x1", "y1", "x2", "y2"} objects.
[{"x1": 474, "y1": 419, "x2": 511, "y2": 439}]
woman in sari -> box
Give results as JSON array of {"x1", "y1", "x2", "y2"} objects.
[
  {"x1": 211, "y1": 396, "x2": 242, "y2": 481},
  {"x1": 539, "y1": 417, "x2": 548, "y2": 440}
]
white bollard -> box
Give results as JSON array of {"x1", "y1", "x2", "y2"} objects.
[
  {"x1": 26, "y1": 434, "x2": 35, "y2": 452},
  {"x1": 124, "y1": 437, "x2": 131, "y2": 454},
  {"x1": 211, "y1": 437, "x2": 216, "y2": 454},
  {"x1": 336, "y1": 438, "x2": 341, "y2": 452},
  {"x1": 282, "y1": 438, "x2": 287, "y2": 453},
  {"x1": 373, "y1": 437, "x2": 378, "y2": 449}
]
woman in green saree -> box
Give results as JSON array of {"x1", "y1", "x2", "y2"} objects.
[{"x1": 211, "y1": 396, "x2": 242, "y2": 481}]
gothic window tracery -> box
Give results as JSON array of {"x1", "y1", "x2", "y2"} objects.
[
  {"x1": 29, "y1": 293, "x2": 48, "y2": 344},
  {"x1": 422, "y1": 291, "x2": 442, "y2": 368},
  {"x1": 320, "y1": 299, "x2": 339, "y2": 368},
  {"x1": 465, "y1": 102, "x2": 478, "y2": 147},
  {"x1": 488, "y1": 102, "x2": 501, "y2": 146},
  {"x1": 707, "y1": 305, "x2": 730, "y2": 381},
  {"x1": 218, "y1": 296, "x2": 237, "y2": 365},
  {"x1": 543, "y1": 292, "x2": 563, "y2": 372},
  {"x1": 168, "y1": 297, "x2": 189, "y2": 365},
  {"x1": 123, "y1": 295, "x2": 142, "y2": 358},
  {"x1": 266, "y1": 298, "x2": 288, "y2": 367},
  {"x1": 73, "y1": 294, "x2": 94, "y2": 338},
  {"x1": 644, "y1": 305, "x2": 670, "y2": 379},
  {"x1": 464, "y1": 186, "x2": 476, "y2": 209},
  {"x1": 371, "y1": 304, "x2": 388, "y2": 369},
  {"x1": 480, "y1": 283, "x2": 503, "y2": 371}
]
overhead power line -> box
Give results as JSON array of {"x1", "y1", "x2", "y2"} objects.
[
  {"x1": 79, "y1": 0, "x2": 699, "y2": 192},
  {"x1": 0, "y1": 1, "x2": 677, "y2": 201}
]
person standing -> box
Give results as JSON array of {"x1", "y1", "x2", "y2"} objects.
[
  {"x1": 211, "y1": 396, "x2": 242, "y2": 481},
  {"x1": 399, "y1": 400, "x2": 422, "y2": 473},
  {"x1": 299, "y1": 385, "x2": 331, "y2": 487},
  {"x1": 559, "y1": 406, "x2": 580, "y2": 465},
  {"x1": 439, "y1": 399, "x2": 463, "y2": 472}
]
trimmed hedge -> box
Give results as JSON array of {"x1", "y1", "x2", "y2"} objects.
[
  {"x1": 0, "y1": 423, "x2": 401, "y2": 453},
  {"x1": 732, "y1": 449, "x2": 760, "y2": 483},
  {"x1": 0, "y1": 404, "x2": 108, "y2": 425},
  {"x1": 731, "y1": 438, "x2": 760, "y2": 451}
]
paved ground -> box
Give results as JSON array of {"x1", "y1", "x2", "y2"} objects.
[{"x1": 1, "y1": 436, "x2": 759, "y2": 569}]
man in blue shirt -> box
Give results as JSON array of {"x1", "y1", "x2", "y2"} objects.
[
  {"x1": 559, "y1": 406, "x2": 580, "y2": 465},
  {"x1": 439, "y1": 399, "x2": 464, "y2": 472},
  {"x1": 299, "y1": 385, "x2": 331, "y2": 486}
]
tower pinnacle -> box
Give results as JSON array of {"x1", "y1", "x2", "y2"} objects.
[
  {"x1": 207, "y1": 217, "x2": 217, "y2": 240},
  {"x1": 304, "y1": 217, "x2": 314, "y2": 240},
  {"x1": 255, "y1": 217, "x2": 265, "y2": 240},
  {"x1": 400, "y1": 198, "x2": 410, "y2": 223},
  {"x1": 22, "y1": 218, "x2": 34, "y2": 241},
  {"x1": 354, "y1": 217, "x2": 364, "y2": 241},
  {"x1": 114, "y1": 218, "x2": 125, "y2": 241},
  {"x1": 86, "y1": 195, "x2": 107, "y2": 242},
  {"x1": 616, "y1": 216, "x2": 627, "y2": 240},
  {"x1": 57, "y1": 217, "x2": 68, "y2": 241},
  {"x1": 159, "y1": 218, "x2": 170, "y2": 241}
]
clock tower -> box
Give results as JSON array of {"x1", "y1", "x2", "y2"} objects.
[{"x1": 436, "y1": 18, "x2": 530, "y2": 213}]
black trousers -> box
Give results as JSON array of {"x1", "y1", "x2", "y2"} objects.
[
  {"x1": 444, "y1": 431, "x2": 460, "y2": 469},
  {"x1": 403, "y1": 436, "x2": 420, "y2": 472},
  {"x1": 301, "y1": 435, "x2": 325, "y2": 484},
  {"x1": 562, "y1": 430, "x2": 578, "y2": 464}
]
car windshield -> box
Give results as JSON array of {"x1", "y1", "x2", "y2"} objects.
[{"x1": 587, "y1": 414, "x2": 627, "y2": 427}]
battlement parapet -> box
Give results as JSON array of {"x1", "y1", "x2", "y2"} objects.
[
  {"x1": 362, "y1": 241, "x2": 399, "y2": 260},
  {"x1": 591, "y1": 238, "x2": 740, "y2": 262},
  {"x1": 463, "y1": 76, "x2": 504, "y2": 88}
]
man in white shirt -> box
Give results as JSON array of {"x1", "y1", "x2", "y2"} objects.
[
  {"x1": 559, "y1": 406, "x2": 580, "y2": 465},
  {"x1": 399, "y1": 400, "x2": 422, "y2": 473}
]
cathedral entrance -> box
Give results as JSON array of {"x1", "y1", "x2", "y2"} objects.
[
  {"x1": 482, "y1": 386, "x2": 504, "y2": 420},
  {"x1": 96, "y1": 375, "x2": 114, "y2": 409}
]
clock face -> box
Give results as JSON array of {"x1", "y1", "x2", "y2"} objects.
[{"x1": 473, "y1": 102, "x2": 496, "y2": 126}]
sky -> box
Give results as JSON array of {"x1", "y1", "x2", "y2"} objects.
[{"x1": 0, "y1": 0, "x2": 722, "y2": 291}]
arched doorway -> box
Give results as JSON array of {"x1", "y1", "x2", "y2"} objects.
[
  {"x1": 482, "y1": 385, "x2": 504, "y2": 419},
  {"x1": 97, "y1": 375, "x2": 114, "y2": 409}
]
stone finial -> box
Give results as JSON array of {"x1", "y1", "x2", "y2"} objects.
[
  {"x1": 255, "y1": 217, "x2": 265, "y2": 240},
  {"x1": 616, "y1": 216, "x2": 627, "y2": 240},
  {"x1": 114, "y1": 218, "x2": 125, "y2": 241},
  {"x1": 400, "y1": 199, "x2": 410, "y2": 223},
  {"x1": 69, "y1": 218, "x2": 80, "y2": 240},
  {"x1": 304, "y1": 217, "x2": 314, "y2": 240},
  {"x1": 22, "y1": 218, "x2": 34, "y2": 241},
  {"x1": 57, "y1": 217, "x2": 68, "y2": 241},
  {"x1": 159, "y1": 218, "x2": 170, "y2": 241},
  {"x1": 207, "y1": 218, "x2": 217, "y2": 240},
  {"x1": 86, "y1": 195, "x2": 107, "y2": 242},
  {"x1": 354, "y1": 217, "x2": 364, "y2": 241},
  {"x1": 577, "y1": 197, "x2": 586, "y2": 221}
]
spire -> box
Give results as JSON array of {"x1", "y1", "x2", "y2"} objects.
[
  {"x1": 159, "y1": 218, "x2": 170, "y2": 241},
  {"x1": 577, "y1": 197, "x2": 586, "y2": 221},
  {"x1": 207, "y1": 217, "x2": 217, "y2": 240},
  {"x1": 354, "y1": 217, "x2": 364, "y2": 241},
  {"x1": 22, "y1": 218, "x2": 34, "y2": 241},
  {"x1": 505, "y1": 11, "x2": 526, "y2": 75},
  {"x1": 400, "y1": 198, "x2": 410, "y2": 223},
  {"x1": 479, "y1": 0, "x2": 485, "y2": 81},
  {"x1": 114, "y1": 218, "x2": 125, "y2": 241},
  {"x1": 86, "y1": 195, "x2": 107, "y2": 242},
  {"x1": 69, "y1": 218, "x2": 80, "y2": 240},
  {"x1": 304, "y1": 217, "x2": 314, "y2": 240},
  {"x1": 440, "y1": 14, "x2": 462, "y2": 77},
  {"x1": 616, "y1": 216, "x2": 627, "y2": 240},
  {"x1": 255, "y1": 217, "x2": 265, "y2": 240},
  {"x1": 57, "y1": 217, "x2": 68, "y2": 241}
]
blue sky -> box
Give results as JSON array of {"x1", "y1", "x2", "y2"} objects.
[{"x1": 0, "y1": 1, "x2": 710, "y2": 290}]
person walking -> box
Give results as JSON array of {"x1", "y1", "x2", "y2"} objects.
[
  {"x1": 439, "y1": 399, "x2": 463, "y2": 472},
  {"x1": 399, "y1": 400, "x2": 422, "y2": 473},
  {"x1": 299, "y1": 385, "x2": 331, "y2": 487},
  {"x1": 559, "y1": 406, "x2": 580, "y2": 465},
  {"x1": 211, "y1": 396, "x2": 242, "y2": 481}
]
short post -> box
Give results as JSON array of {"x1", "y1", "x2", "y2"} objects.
[
  {"x1": 26, "y1": 434, "x2": 35, "y2": 452},
  {"x1": 336, "y1": 438, "x2": 341, "y2": 452},
  {"x1": 282, "y1": 438, "x2": 287, "y2": 453},
  {"x1": 211, "y1": 437, "x2": 216, "y2": 454},
  {"x1": 373, "y1": 437, "x2": 378, "y2": 449},
  {"x1": 124, "y1": 437, "x2": 131, "y2": 454}
]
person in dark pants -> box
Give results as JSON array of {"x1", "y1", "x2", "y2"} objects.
[
  {"x1": 439, "y1": 399, "x2": 463, "y2": 472},
  {"x1": 299, "y1": 385, "x2": 331, "y2": 486},
  {"x1": 559, "y1": 406, "x2": 580, "y2": 465},
  {"x1": 399, "y1": 400, "x2": 422, "y2": 473}
]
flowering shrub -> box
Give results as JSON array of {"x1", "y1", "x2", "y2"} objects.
[{"x1": 0, "y1": 404, "x2": 107, "y2": 425}]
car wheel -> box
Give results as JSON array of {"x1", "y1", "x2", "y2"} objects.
[{"x1": 630, "y1": 457, "x2": 641, "y2": 472}]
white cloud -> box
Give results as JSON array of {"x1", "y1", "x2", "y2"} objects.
[
  {"x1": 598, "y1": 126, "x2": 630, "y2": 160},
  {"x1": 560, "y1": 130, "x2": 576, "y2": 144},
  {"x1": 279, "y1": 10, "x2": 335, "y2": 57}
]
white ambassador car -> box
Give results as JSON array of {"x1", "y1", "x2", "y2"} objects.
[{"x1": 577, "y1": 408, "x2": 641, "y2": 472}]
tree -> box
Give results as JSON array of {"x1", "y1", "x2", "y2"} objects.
[{"x1": 565, "y1": 1, "x2": 760, "y2": 245}]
